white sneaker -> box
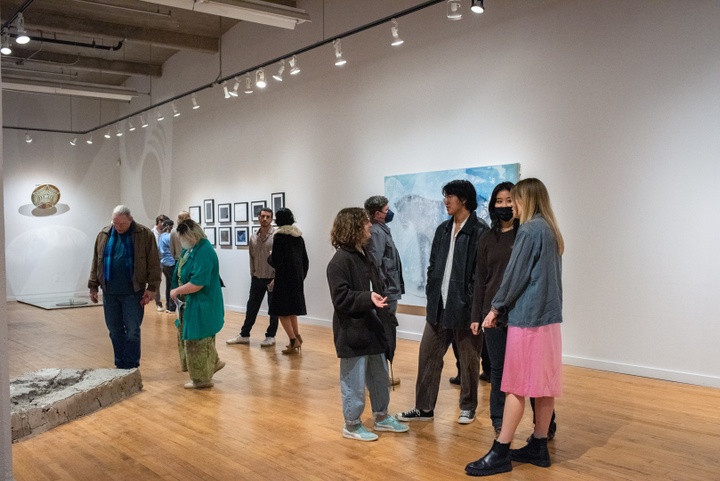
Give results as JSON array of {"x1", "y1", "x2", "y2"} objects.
[
  {"x1": 226, "y1": 335, "x2": 250, "y2": 345},
  {"x1": 156, "y1": 305, "x2": 163, "y2": 312},
  {"x1": 260, "y1": 336, "x2": 276, "y2": 347}
]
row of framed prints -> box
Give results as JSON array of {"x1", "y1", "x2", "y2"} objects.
[
  {"x1": 204, "y1": 226, "x2": 253, "y2": 247},
  {"x1": 189, "y1": 192, "x2": 285, "y2": 225}
]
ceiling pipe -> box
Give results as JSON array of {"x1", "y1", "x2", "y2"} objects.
[{"x1": 8, "y1": 34, "x2": 124, "y2": 51}]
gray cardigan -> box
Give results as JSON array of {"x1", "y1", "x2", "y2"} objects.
[{"x1": 491, "y1": 215, "x2": 563, "y2": 328}]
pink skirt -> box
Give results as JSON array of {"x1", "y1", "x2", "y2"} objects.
[{"x1": 501, "y1": 323, "x2": 563, "y2": 398}]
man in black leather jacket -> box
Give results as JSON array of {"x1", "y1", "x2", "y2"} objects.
[{"x1": 398, "y1": 180, "x2": 489, "y2": 425}]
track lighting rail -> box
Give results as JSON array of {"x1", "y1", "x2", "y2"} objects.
[{"x1": 3, "y1": 0, "x2": 445, "y2": 135}]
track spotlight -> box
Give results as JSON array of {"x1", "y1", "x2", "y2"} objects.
[
  {"x1": 471, "y1": 0, "x2": 484, "y2": 13},
  {"x1": 156, "y1": 108, "x2": 164, "y2": 122},
  {"x1": 256, "y1": 69, "x2": 267, "y2": 89},
  {"x1": 86, "y1": 135, "x2": 93, "y2": 145},
  {"x1": 15, "y1": 13, "x2": 30, "y2": 45},
  {"x1": 273, "y1": 60, "x2": 285, "y2": 82},
  {"x1": 116, "y1": 125, "x2": 123, "y2": 137},
  {"x1": 333, "y1": 39, "x2": 347, "y2": 66},
  {"x1": 172, "y1": 101, "x2": 181, "y2": 117},
  {"x1": 25, "y1": 132, "x2": 32, "y2": 143},
  {"x1": 104, "y1": 128, "x2": 112, "y2": 139},
  {"x1": 191, "y1": 93, "x2": 200, "y2": 109},
  {"x1": 222, "y1": 81, "x2": 232, "y2": 99},
  {"x1": 70, "y1": 137, "x2": 77, "y2": 146},
  {"x1": 244, "y1": 74, "x2": 253, "y2": 94},
  {"x1": 1, "y1": 31, "x2": 12, "y2": 55},
  {"x1": 390, "y1": 19, "x2": 404, "y2": 46},
  {"x1": 289, "y1": 55, "x2": 300, "y2": 75},
  {"x1": 141, "y1": 115, "x2": 148, "y2": 128},
  {"x1": 447, "y1": 0, "x2": 462, "y2": 20},
  {"x1": 128, "y1": 120, "x2": 136, "y2": 131},
  {"x1": 230, "y1": 77, "x2": 240, "y2": 97}
]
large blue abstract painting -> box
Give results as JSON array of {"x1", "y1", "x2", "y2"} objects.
[{"x1": 385, "y1": 163, "x2": 520, "y2": 307}]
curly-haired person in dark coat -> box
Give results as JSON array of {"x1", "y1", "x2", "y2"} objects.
[{"x1": 327, "y1": 207, "x2": 409, "y2": 442}]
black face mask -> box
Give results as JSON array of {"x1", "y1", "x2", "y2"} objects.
[
  {"x1": 384, "y1": 209, "x2": 395, "y2": 223},
  {"x1": 495, "y1": 207, "x2": 514, "y2": 222}
]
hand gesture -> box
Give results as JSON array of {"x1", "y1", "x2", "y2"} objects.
[{"x1": 371, "y1": 292, "x2": 388, "y2": 308}]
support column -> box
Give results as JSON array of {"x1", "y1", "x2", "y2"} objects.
[{"x1": 0, "y1": 32, "x2": 15, "y2": 478}]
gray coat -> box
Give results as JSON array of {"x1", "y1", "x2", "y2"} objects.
[{"x1": 366, "y1": 222, "x2": 404, "y2": 302}]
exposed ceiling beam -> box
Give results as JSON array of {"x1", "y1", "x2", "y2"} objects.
[
  {"x1": 2, "y1": 79, "x2": 138, "y2": 102},
  {"x1": 140, "y1": 0, "x2": 310, "y2": 30},
  {"x1": 7, "y1": 48, "x2": 162, "y2": 77},
  {"x1": 23, "y1": 11, "x2": 219, "y2": 53}
]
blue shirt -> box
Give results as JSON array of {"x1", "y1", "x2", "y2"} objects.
[
  {"x1": 491, "y1": 215, "x2": 563, "y2": 328},
  {"x1": 158, "y1": 232, "x2": 175, "y2": 267}
]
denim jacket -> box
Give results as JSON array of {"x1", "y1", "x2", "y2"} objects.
[{"x1": 491, "y1": 215, "x2": 563, "y2": 328}]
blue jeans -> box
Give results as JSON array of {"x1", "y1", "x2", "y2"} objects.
[
  {"x1": 340, "y1": 354, "x2": 389, "y2": 425},
  {"x1": 102, "y1": 290, "x2": 144, "y2": 368},
  {"x1": 240, "y1": 277, "x2": 278, "y2": 338}
]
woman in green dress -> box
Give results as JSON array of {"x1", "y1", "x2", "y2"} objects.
[{"x1": 170, "y1": 220, "x2": 225, "y2": 389}]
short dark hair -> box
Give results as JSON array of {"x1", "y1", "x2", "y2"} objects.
[
  {"x1": 156, "y1": 215, "x2": 169, "y2": 224},
  {"x1": 442, "y1": 180, "x2": 477, "y2": 212},
  {"x1": 275, "y1": 208, "x2": 295, "y2": 227},
  {"x1": 259, "y1": 207, "x2": 273, "y2": 217},
  {"x1": 162, "y1": 219, "x2": 174, "y2": 233},
  {"x1": 364, "y1": 195, "x2": 389, "y2": 216}
]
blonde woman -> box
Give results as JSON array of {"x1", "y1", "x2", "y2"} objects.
[
  {"x1": 466, "y1": 178, "x2": 564, "y2": 476},
  {"x1": 170, "y1": 220, "x2": 225, "y2": 389}
]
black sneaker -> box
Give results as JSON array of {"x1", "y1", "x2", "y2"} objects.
[
  {"x1": 449, "y1": 375, "x2": 461, "y2": 385},
  {"x1": 397, "y1": 408, "x2": 434, "y2": 422}
]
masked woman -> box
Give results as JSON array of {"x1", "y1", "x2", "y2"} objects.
[
  {"x1": 466, "y1": 178, "x2": 564, "y2": 476},
  {"x1": 170, "y1": 219, "x2": 225, "y2": 389},
  {"x1": 327, "y1": 207, "x2": 408, "y2": 441}
]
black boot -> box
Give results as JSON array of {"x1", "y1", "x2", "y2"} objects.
[
  {"x1": 465, "y1": 440, "x2": 512, "y2": 476},
  {"x1": 510, "y1": 435, "x2": 551, "y2": 467}
]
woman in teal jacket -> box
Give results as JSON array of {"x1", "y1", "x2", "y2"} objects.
[{"x1": 170, "y1": 219, "x2": 225, "y2": 389}]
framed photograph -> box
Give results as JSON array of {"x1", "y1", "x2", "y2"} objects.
[
  {"x1": 218, "y1": 227, "x2": 231, "y2": 246},
  {"x1": 204, "y1": 227, "x2": 216, "y2": 246},
  {"x1": 235, "y1": 226, "x2": 249, "y2": 247},
  {"x1": 189, "y1": 205, "x2": 201, "y2": 224},
  {"x1": 204, "y1": 199, "x2": 215, "y2": 224},
  {"x1": 250, "y1": 200, "x2": 267, "y2": 219},
  {"x1": 271, "y1": 192, "x2": 285, "y2": 213},
  {"x1": 218, "y1": 203, "x2": 231, "y2": 223},
  {"x1": 234, "y1": 202, "x2": 249, "y2": 223}
]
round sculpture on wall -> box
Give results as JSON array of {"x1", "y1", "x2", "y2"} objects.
[{"x1": 31, "y1": 184, "x2": 61, "y2": 209}]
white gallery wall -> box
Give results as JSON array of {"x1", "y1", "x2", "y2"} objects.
[{"x1": 3, "y1": 0, "x2": 720, "y2": 388}]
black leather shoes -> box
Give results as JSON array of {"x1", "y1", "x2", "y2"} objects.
[
  {"x1": 511, "y1": 435, "x2": 551, "y2": 467},
  {"x1": 449, "y1": 375, "x2": 461, "y2": 385},
  {"x1": 465, "y1": 440, "x2": 512, "y2": 476}
]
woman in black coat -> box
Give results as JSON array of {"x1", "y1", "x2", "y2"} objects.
[
  {"x1": 327, "y1": 207, "x2": 408, "y2": 442},
  {"x1": 268, "y1": 208, "x2": 309, "y2": 354}
]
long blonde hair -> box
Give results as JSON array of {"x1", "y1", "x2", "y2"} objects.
[{"x1": 512, "y1": 178, "x2": 564, "y2": 255}]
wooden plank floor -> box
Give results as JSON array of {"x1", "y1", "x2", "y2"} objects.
[{"x1": 7, "y1": 301, "x2": 720, "y2": 480}]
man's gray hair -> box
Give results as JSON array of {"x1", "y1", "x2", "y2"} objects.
[
  {"x1": 364, "y1": 195, "x2": 389, "y2": 216},
  {"x1": 113, "y1": 205, "x2": 132, "y2": 217}
]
